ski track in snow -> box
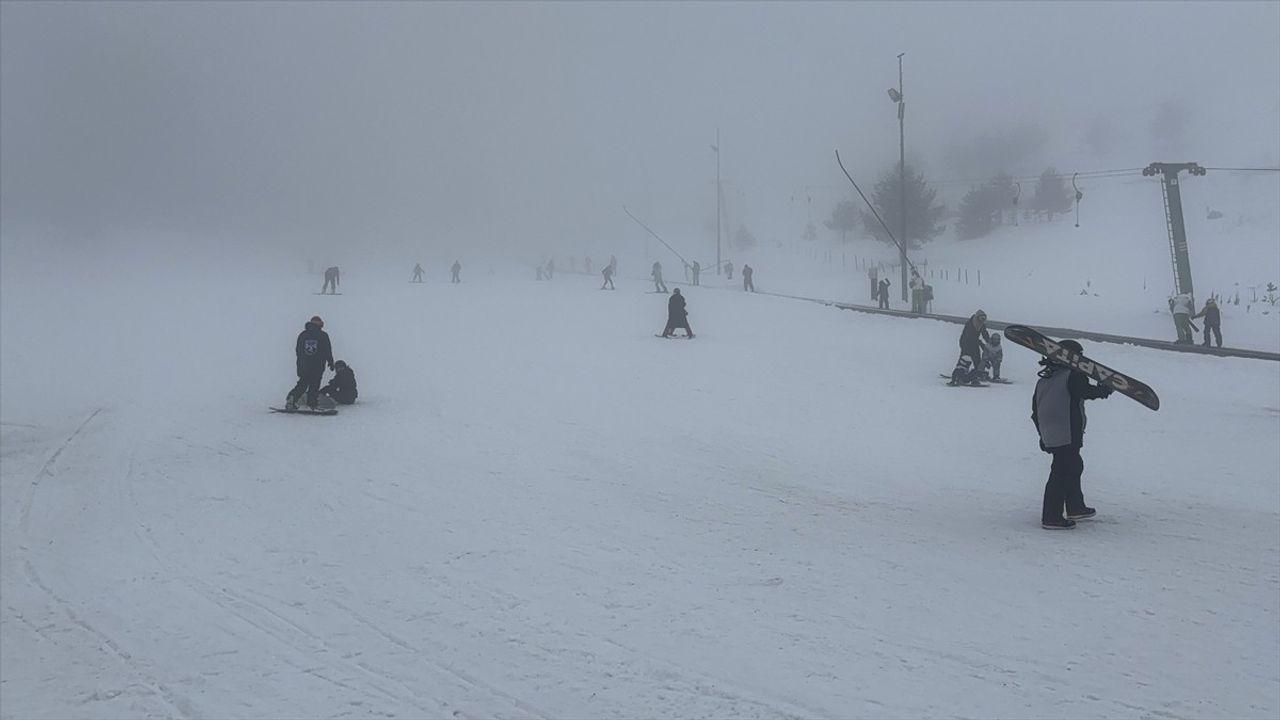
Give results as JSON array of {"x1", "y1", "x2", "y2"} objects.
[{"x1": 2, "y1": 267, "x2": 1278, "y2": 718}]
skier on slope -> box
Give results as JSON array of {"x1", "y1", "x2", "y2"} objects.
[
  {"x1": 1169, "y1": 292, "x2": 1194, "y2": 344},
  {"x1": 320, "y1": 360, "x2": 358, "y2": 405},
  {"x1": 983, "y1": 333, "x2": 1005, "y2": 382},
  {"x1": 601, "y1": 261, "x2": 615, "y2": 290},
  {"x1": 954, "y1": 309, "x2": 991, "y2": 381},
  {"x1": 651, "y1": 261, "x2": 668, "y2": 293},
  {"x1": 692, "y1": 260, "x2": 701, "y2": 286},
  {"x1": 322, "y1": 266, "x2": 340, "y2": 295},
  {"x1": 545, "y1": 258, "x2": 555, "y2": 280},
  {"x1": 725, "y1": 260, "x2": 734, "y2": 280},
  {"x1": 285, "y1": 315, "x2": 334, "y2": 410},
  {"x1": 909, "y1": 269, "x2": 924, "y2": 313},
  {"x1": 1193, "y1": 297, "x2": 1222, "y2": 348},
  {"x1": 451, "y1": 260, "x2": 462, "y2": 283},
  {"x1": 412, "y1": 263, "x2": 424, "y2": 283},
  {"x1": 661, "y1": 287, "x2": 694, "y2": 338},
  {"x1": 1031, "y1": 339, "x2": 1113, "y2": 529},
  {"x1": 742, "y1": 264, "x2": 755, "y2": 292}
]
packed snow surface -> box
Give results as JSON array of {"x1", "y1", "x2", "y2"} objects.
[{"x1": 3, "y1": 252, "x2": 1278, "y2": 719}]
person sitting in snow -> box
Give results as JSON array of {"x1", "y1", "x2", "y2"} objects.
[
  {"x1": 661, "y1": 287, "x2": 694, "y2": 338},
  {"x1": 1031, "y1": 339, "x2": 1113, "y2": 529},
  {"x1": 320, "y1": 360, "x2": 358, "y2": 405}
]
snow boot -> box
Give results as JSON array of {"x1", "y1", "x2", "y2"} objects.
[
  {"x1": 1041, "y1": 517, "x2": 1077, "y2": 530},
  {"x1": 1066, "y1": 507, "x2": 1097, "y2": 521},
  {"x1": 285, "y1": 394, "x2": 299, "y2": 411}
]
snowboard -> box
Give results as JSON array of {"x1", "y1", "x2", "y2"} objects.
[
  {"x1": 314, "y1": 292, "x2": 343, "y2": 295},
  {"x1": 1002, "y1": 324, "x2": 1160, "y2": 411},
  {"x1": 655, "y1": 334, "x2": 694, "y2": 339},
  {"x1": 940, "y1": 373, "x2": 989, "y2": 386},
  {"x1": 270, "y1": 406, "x2": 338, "y2": 416}
]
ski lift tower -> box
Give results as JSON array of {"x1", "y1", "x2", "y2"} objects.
[{"x1": 1143, "y1": 162, "x2": 1206, "y2": 304}]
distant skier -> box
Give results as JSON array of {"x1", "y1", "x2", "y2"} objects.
[
  {"x1": 725, "y1": 260, "x2": 734, "y2": 280},
  {"x1": 909, "y1": 269, "x2": 924, "y2": 313},
  {"x1": 742, "y1": 264, "x2": 755, "y2": 292},
  {"x1": 536, "y1": 264, "x2": 545, "y2": 281},
  {"x1": 411, "y1": 263, "x2": 424, "y2": 283},
  {"x1": 877, "y1": 277, "x2": 891, "y2": 309},
  {"x1": 1193, "y1": 297, "x2": 1222, "y2": 347},
  {"x1": 1169, "y1": 292, "x2": 1194, "y2": 343},
  {"x1": 692, "y1": 260, "x2": 701, "y2": 286},
  {"x1": 1031, "y1": 339, "x2": 1113, "y2": 529},
  {"x1": 546, "y1": 258, "x2": 555, "y2": 280},
  {"x1": 320, "y1": 360, "x2": 358, "y2": 405},
  {"x1": 601, "y1": 262, "x2": 615, "y2": 290},
  {"x1": 651, "y1": 261, "x2": 668, "y2": 293},
  {"x1": 322, "y1": 266, "x2": 340, "y2": 295},
  {"x1": 661, "y1": 287, "x2": 694, "y2": 338},
  {"x1": 451, "y1": 260, "x2": 462, "y2": 283},
  {"x1": 285, "y1": 315, "x2": 334, "y2": 410},
  {"x1": 570, "y1": 257, "x2": 576, "y2": 273},
  {"x1": 609, "y1": 255, "x2": 617, "y2": 277},
  {"x1": 585, "y1": 256, "x2": 593, "y2": 274},
  {"x1": 984, "y1": 333, "x2": 1004, "y2": 381},
  {"x1": 868, "y1": 266, "x2": 879, "y2": 302}
]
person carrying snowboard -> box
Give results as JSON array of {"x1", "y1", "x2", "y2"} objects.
[
  {"x1": 742, "y1": 264, "x2": 754, "y2": 292},
  {"x1": 322, "y1": 266, "x2": 340, "y2": 294},
  {"x1": 320, "y1": 360, "x2": 358, "y2": 405},
  {"x1": 877, "y1": 277, "x2": 891, "y2": 310},
  {"x1": 1031, "y1": 339, "x2": 1113, "y2": 529},
  {"x1": 651, "y1": 261, "x2": 668, "y2": 293},
  {"x1": 451, "y1": 260, "x2": 462, "y2": 283},
  {"x1": 1193, "y1": 297, "x2": 1222, "y2": 347},
  {"x1": 412, "y1": 263, "x2": 424, "y2": 282},
  {"x1": 285, "y1": 315, "x2": 334, "y2": 410},
  {"x1": 661, "y1": 287, "x2": 694, "y2": 338},
  {"x1": 601, "y1": 261, "x2": 615, "y2": 289}
]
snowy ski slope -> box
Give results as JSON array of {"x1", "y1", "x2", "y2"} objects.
[{"x1": 2, "y1": 253, "x2": 1278, "y2": 719}]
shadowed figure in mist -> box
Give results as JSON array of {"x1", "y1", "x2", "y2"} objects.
[
  {"x1": 322, "y1": 266, "x2": 340, "y2": 294},
  {"x1": 451, "y1": 260, "x2": 462, "y2": 283},
  {"x1": 412, "y1": 263, "x2": 424, "y2": 282},
  {"x1": 661, "y1": 287, "x2": 694, "y2": 338}
]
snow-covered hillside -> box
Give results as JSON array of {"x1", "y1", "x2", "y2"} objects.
[
  {"x1": 707, "y1": 170, "x2": 1280, "y2": 351},
  {"x1": 3, "y1": 247, "x2": 1278, "y2": 719}
]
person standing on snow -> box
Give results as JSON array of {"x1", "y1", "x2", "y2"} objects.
[
  {"x1": 412, "y1": 263, "x2": 424, "y2": 282},
  {"x1": 983, "y1": 333, "x2": 1005, "y2": 382},
  {"x1": 320, "y1": 360, "x2": 358, "y2": 405},
  {"x1": 651, "y1": 261, "x2": 668, "y2": 293},
  {"x1": 1169, "y1": 292, "x2": 1194, "y2": 343},
  {"x1": 451, "y1": 260, "x2": 462, "y2": 283},
  {"x1": 908, "y1": 269, "x2": 924, "y2": 313},
  {"x1": 585, "y1": 256, "x2": 593, "y2": 274},
  {"x1": 692, "y1": 260, "x2": 701, "y2": 286},
  {"x1": 1031, "y1": 339, "x2": 1113, "y2": 529},
  {"x1": 661, "y1": 287, "x2": 694, "y2": 338},
  {"x1": 285, "y1": 315, "x2": 334, "y2": 410},
  {"x1": 877, "y1": 277, "x2": 891, "y2": 309},
  {"x1": 545, "y1": 258, "x2": 555, "y2": 280},
  {"x1": 322, "y1": 266, "x2": 340, "y2": 295},
  {"x1": 601, "y1": 261, "x2": 615, "y2": 290},
  {"x1": 1193, "y1": 297, "x2": 1222, "y2": 347},
  {"x1": 725, "y1": 260, "x2": 734, "y2": 280},
  {"x1": 958, "y1": 309, "x2": 991, "y2": 375},
  {"x1": 742, "y1": 264, "x2": 755, "y2": 292}
]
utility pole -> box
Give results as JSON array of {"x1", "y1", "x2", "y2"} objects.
[
  {"x1": 1143, "y1": 162, "x2": 1206, "y2": 304},
  {"x1": 887, "y1": 53, "x2": 909, "y2": 303},
  {"x1": 713, "y1": 129, "x2": 722, "y2": 275}
]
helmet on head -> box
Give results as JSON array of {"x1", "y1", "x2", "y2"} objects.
[
  {"x1": 334, "y1": 360, "x2": 347, "y2": 370},
  {"x1": 975, "y1": 309, "x2": 987, "y2": 320},
  {"x1": 989, "y1": 333, "x2": 1001, "y2": 344},
  {"x1": 673, "y1": 287, "x2": 681, "y2": 294},
  {"x1": 1059, "y1": 339, "x2": 1083, "y2": 354},
  {"x1": 310, "y1": 315, "x2": 324, "y2": 327}
]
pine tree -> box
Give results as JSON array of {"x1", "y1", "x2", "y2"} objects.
[
  {"x1": 956, "y1": 173, "x2": 1016, "y2": 240},
  {"x1": 825, "y1": 200, "x2": 859, "y2": 244},
  {"x1": 859, "y1": 163, "x2": 946, "y2": 249},
  {"x1": 1032, "y1": 167, "x2": 1074, "y2": 220}
]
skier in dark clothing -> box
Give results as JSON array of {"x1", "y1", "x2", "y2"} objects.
[
  {"x1": 320, "y1": 360, "x2": 358, "y2": 405},
  {"x1": 959, "y1": 309, "x2": 991, "y2": 365},
  {"x1": 692, "y1": 261, "x2": 701, "y2": 286},
  {"x1": 1031, "y1": 339, "x2": 1113, "y2": 529},
  {"x1": 451, "y1": 260, "x2": 462, "y2": 283},
  {"x1": 742, "y1": 264, "x2": 754, "y2": 292},
  {"x1": 601, "y1": 262, "x2": 615, "y2": 289},
  {"x1": 412, "y1": 263, "x2": 424, "y2": 282},
  {"x1": 322, "y1": 266, "x2": 340, "y2": 294},
  {"x1": 725, "y1": 261, "x2": 734, "y2": 280},
  {"x1": 1193, "y1": 297, "x2": 1222, "y2": 347},
  {"x1": 286, "y1": 315, "x2": 335, "y2": 410},
  {"x1": 877, "y1": 278, "x2": 891, "y2": 309},
  {"x1": 661, "y1": 288, "x2": 694, "y2": 338},
  {"x1": 651, "y1": 261, "x2": 668, "y2": 293}
]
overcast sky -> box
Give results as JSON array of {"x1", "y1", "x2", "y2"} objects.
[{"x1": 3, "y1": 1, "x2": 1277, "y2": 255}]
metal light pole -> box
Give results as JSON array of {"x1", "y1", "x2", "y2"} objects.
[
  {"x1": 712, "y1": 129, "x2": 722, "y2": 275},
  {"x1": 890, "y1": 53, "x2": 908, "y2": 303}
]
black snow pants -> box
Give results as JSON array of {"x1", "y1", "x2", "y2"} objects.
[
  {"x1": 1202, "y1": 323, "x2": 1222, "y2": 348},
  {"x1": 290, "y1": 362, "x2": 326, "y2": 408},
  {"x1": 1043, "y1": 446, "x2": 1086, "y2": 522}
]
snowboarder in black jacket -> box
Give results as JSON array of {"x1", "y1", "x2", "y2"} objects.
[
  {"x1": 1193, "y1": 297, "x2": 1222, "y2": 347},
  {"x1": 661, "y1": 288, "x2": 694, "y2": 338},
  {"x1": 320, "y1": 360, "x2": 358, "y2": 405},
  {"x1": 322, "y1": 266, "x2": 340, "y2": 294},
  {"x1": 1031, "y1": 339, "x2": 1113, "y2": 529},
  {"x1": 955, "y1": 309, "x2": 991, "y2": 379},
  {"x1": 877, "y1": 278, "x2": 891, "y2": 309},
  {"x1": 286, "y1": 315, "x2": 334, "y2": 410}
]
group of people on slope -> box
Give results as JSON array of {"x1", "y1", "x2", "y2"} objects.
[
  {"x1": 1169, "y1": 292, "x2": 1223, "y2": 347},
  {"x1": 949, "y1": 310, "x2": 1004, "y2": 385},
  {"x1": 409, "y1": 261, "x2": 463, "y2": 283},
  {"x1": 869, "y1": 267, "x2": 932, "y2": 313},
  {"x1": 283, "y1": 316, "x2": 358, "y2": 411}
]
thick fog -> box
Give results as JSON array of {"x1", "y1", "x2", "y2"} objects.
[{"x1": 2, "y1": 1, "x2": 1278, "y2": 258}]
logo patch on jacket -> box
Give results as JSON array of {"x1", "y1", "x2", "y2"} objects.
[{"x1": 304, "y1": 339, "x2": 319, "y2": 355}]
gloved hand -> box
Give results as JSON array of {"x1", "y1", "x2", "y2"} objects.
[{"x1": 1099, "y1": 385, "x2": 1114, "y2": 398}]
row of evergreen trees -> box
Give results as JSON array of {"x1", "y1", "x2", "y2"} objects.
[{"x1": 824, "y1": 165, "x2": 1078, "y2": 248}]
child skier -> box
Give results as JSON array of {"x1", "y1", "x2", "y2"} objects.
[
  {"x1": 984, "y1": 333, "x2": 1004, "y2": 381},
  {"x1": 1031, "y1": 339, "x2": 1113, "y2": 529},
  {"x1": 320, "y1": 360, "x2": 358, "y2": 405}
]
